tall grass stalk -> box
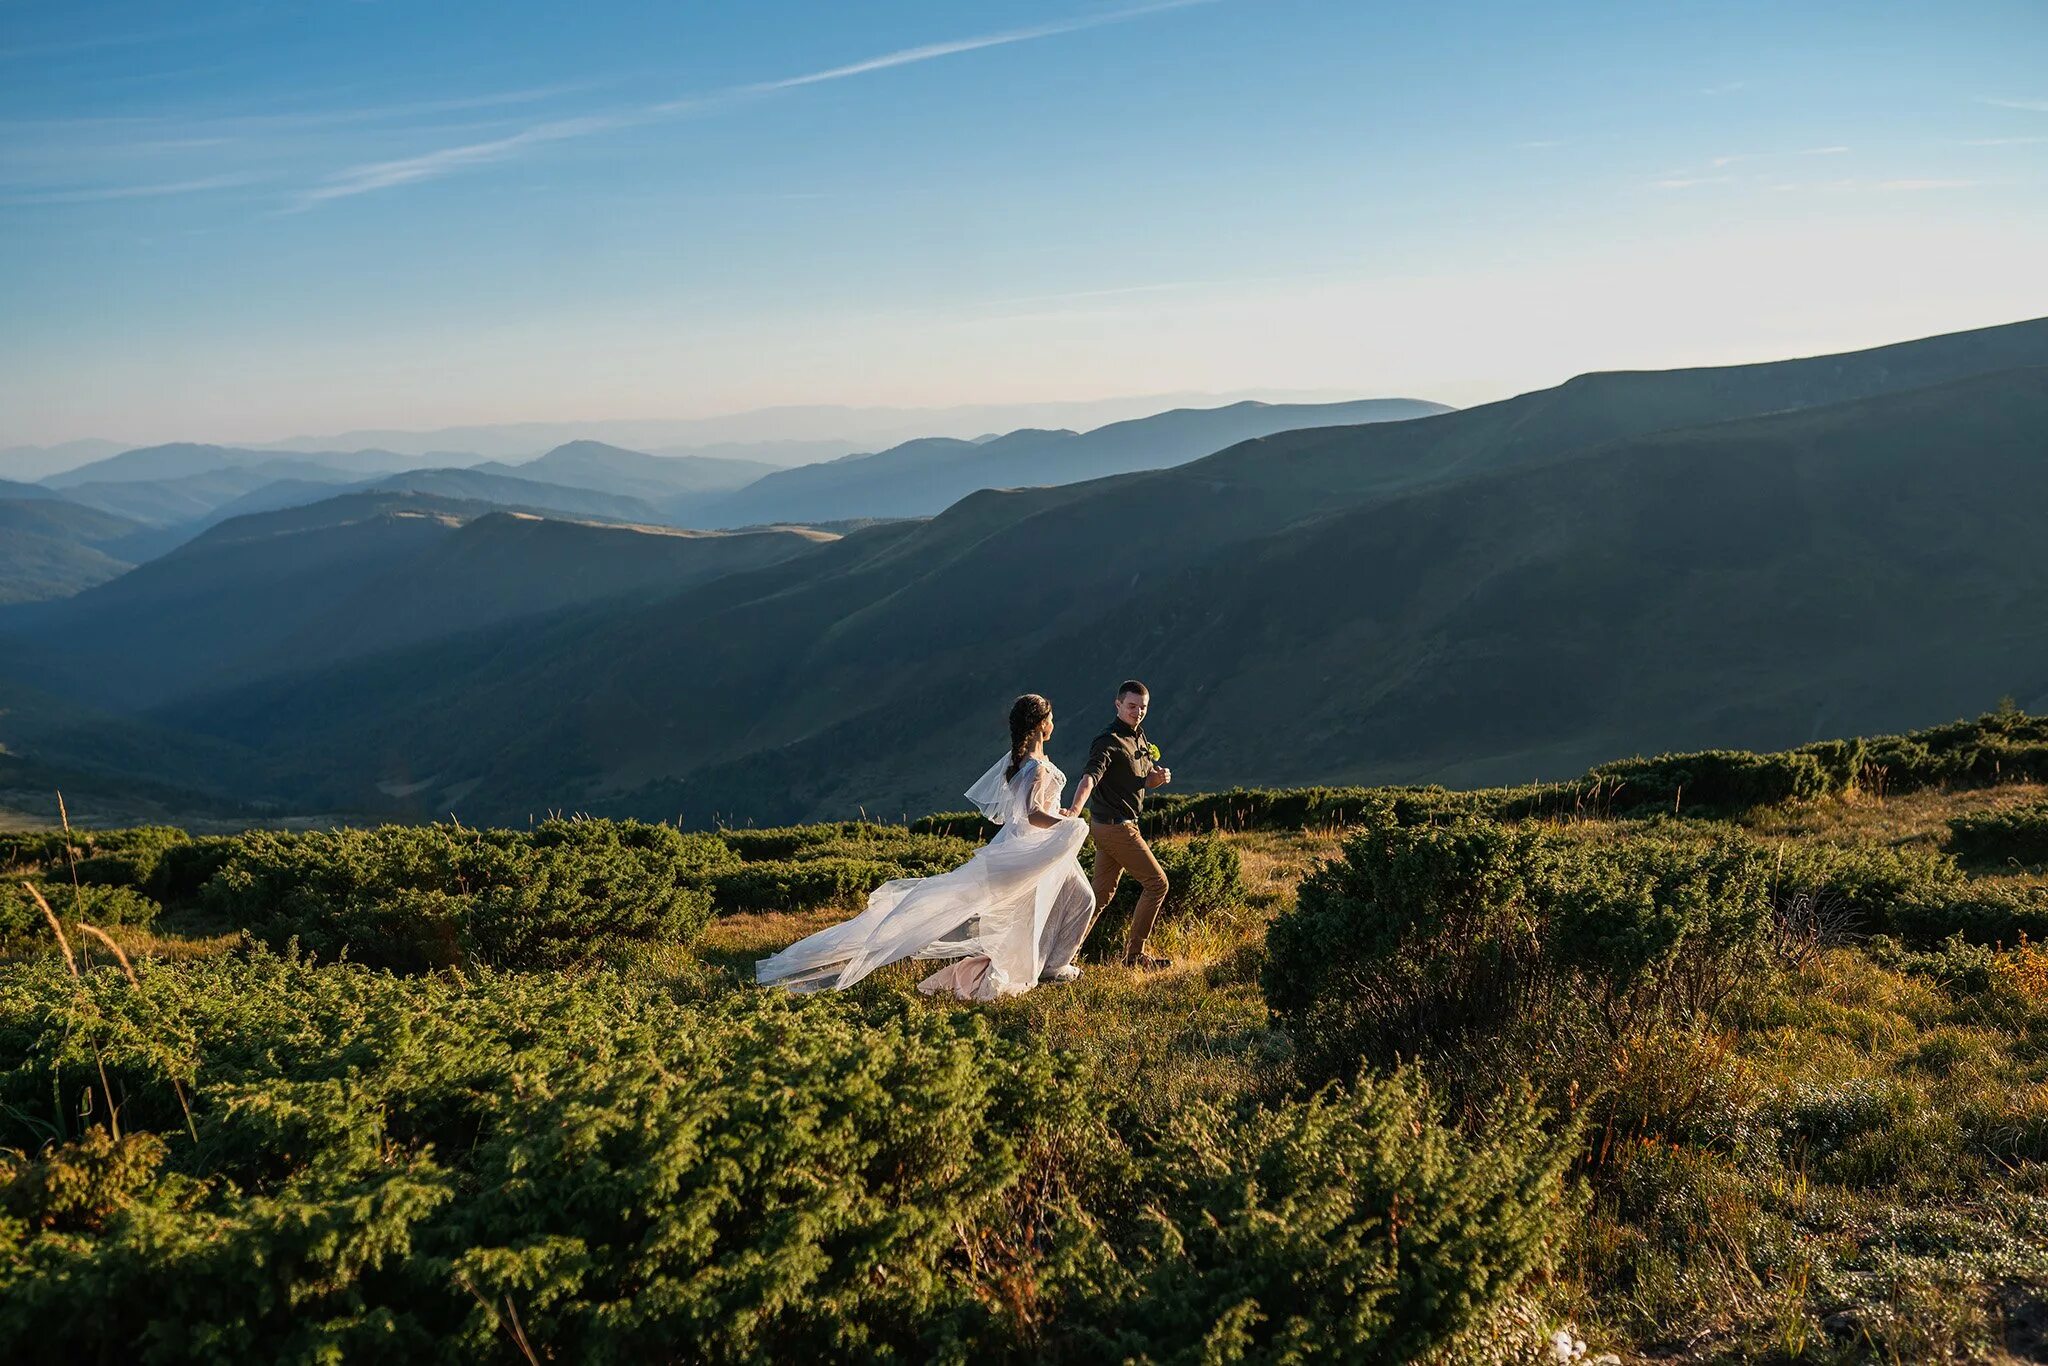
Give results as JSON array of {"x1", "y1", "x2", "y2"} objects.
[
  {"x1": 75, "y1": 919, "x2": 200, "y2": 1143},
  {"x1": 23, "y1": 879, "x2": 119, "y2": 1139}
]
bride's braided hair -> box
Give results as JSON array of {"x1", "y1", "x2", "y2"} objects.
[{"x1": 1005, "y1": 693, "x2": 1052, "y2": 781}]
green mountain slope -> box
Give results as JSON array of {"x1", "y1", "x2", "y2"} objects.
[
  {"x1": 117, "y1": 317, "x2": 2048, "y2": 823},
  {"x1": 355, "y1": 468, "x2": 669, "y2": 524},
  {"x1": 10, "y1": 492, "x2": 835, "y2": 713},
  {"x1": 0, "y1": 498, "x2": 164, "y2": 603}
]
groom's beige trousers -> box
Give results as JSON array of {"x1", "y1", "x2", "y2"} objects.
[{"x1": 1089, "y1": 820, "x2": 1170, "y2": 963}]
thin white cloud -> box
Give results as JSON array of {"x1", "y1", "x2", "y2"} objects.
[
  {"x1": 1960, "y1": 134, "x2": 2047, "y2": 146},
  {"x1": 1980, "y1": 96, "x2": 2048, "y2": 112},
  {"x1": 1876, "y1": 178, "x2": 1979, "y2": 191},
  {"x1": 0, "y1": 172, "x2": 258, "y2": 205},
  {"x1": 1518, "y1": 139, "x2": 1563, "y2": 150},
  {"x1": 291, "y1": 115, "x2": 628, "y2": 208},
  {"x1": 1797, "y1": 145, "x2": 1849, "y2": 155},
  {"x1": 300, "y1": 0, "x2": 1215, "y2": 207},
  {"x1": 1699, "y1": 80, "x2": 1747, "y2": 95},
  {"x1": 1652, "y1": 176, "x2": 1732, "y2": 189},
  {"x1": 738, "y1": 0, "x2": 1209, "y2": 96}
]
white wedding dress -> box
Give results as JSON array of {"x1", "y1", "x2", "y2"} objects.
[{"x1": 754, "y1": 754, "x2": 1096, "y2": 1000}]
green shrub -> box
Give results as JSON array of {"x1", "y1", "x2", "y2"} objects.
[
  {"x1": 69, "y1": 826, "x2": 191, "y2": 891},
  {"x1": 907, "y1": 810, "x2": 998, "y2": 841},
  {"x1": 1082, "y1": 835, "x2": 1249, "y2": 961},
  {"x1": 1587, "y1": 749, "x2": 1837, "y2": 814},
  {"x1": 199, "y1": 819, "x2": 715, "y2": 971},
  {"x1": 703, "y1": 824, "x2": 976, "y2": 914},
  {"x1": 1066, "y1": 1070, "x2": 1575, "y2": 1362},
  {"x1": 707, "y1": 855, "x2": 913, "y2": 914},
  {"x1": 0, "y1": 830, "x2": 70, "y2": 871},
  {"x1": 1265, "y1": 822, "x2": 1779, "y2": 1093},
  {"x1": 1, "y1": 880, "x2": 161, "y2": 952},
  {"x1": 140, "y1": 835, "x2": 239, "y2": 907},
  {"x1": 0, "y1": 951, "x2": 1570, "y2": 1364},
  {"x1": 1947, "y1": 800, "x2": 2048, "y2": 867},
  {"x1": 1137, "y1": 785, "x2": 1495, "y2": 836}
]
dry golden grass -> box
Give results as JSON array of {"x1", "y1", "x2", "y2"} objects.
[{"x1": 1739, "y1": 780, "x2": 2048, "y2": 847}]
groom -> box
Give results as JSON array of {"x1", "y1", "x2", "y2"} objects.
[{"x1": 1064, "y1": 679, "x2": 1174, "y2": 970}]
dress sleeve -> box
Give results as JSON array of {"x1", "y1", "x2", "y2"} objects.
[{"x1": 1029, "y1": 762, "x2": 1064, "y2": 819}]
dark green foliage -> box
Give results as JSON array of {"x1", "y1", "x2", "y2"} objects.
[
  {"x1": 1265, "y1": 821, "x2": 1779, "y2": 1093},
  {"x1": 199, "y1": 819, "x2": 716, "y2": 971},
  {"x1": 140, "y1": 835, "x2": 240, "y2": 906},
  {"x1": 0, "y1": 830, "x2": 71, "y2": 871},
  {"x1": 907, "y1": 810, "x2": 997, "y2": 842},
  {"x1": 705, "y1": 823, "x2": 977, "y2": 914},
  {"x1": 1071, "y1": 1071, "x2": 1575, "y2": 1362},
  {"x1": 1947, "y1": 799, "x2": 2048, "y2": 866},
  {"x1": 0, "y1": 951, "x2": 1571, "y2": 1364},
  {"x1": 707, "y1": 856, "x2": 914, "y2": 915},
  {"x1": 1, "y1": 880, "x2": 161, "y2": 951},
  {"x1": 1584, "y1": 749, "x2": 1837, "y2": 815},
  {"x1": 70, "y1": 825, "x2": 191, "y2": 891},
  {"x1": 1082, "y1": 835, "x2": 1248, "y2": 962},
  {"x1": 1137, "y1": 785, "x2": 1489, "y2": 836}
]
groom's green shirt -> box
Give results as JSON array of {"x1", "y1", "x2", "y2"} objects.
[{"x1": 1083, "y1": 718, "x2": 1155, "y2": 824}]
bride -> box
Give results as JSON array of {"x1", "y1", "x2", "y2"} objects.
[{"x1": 755, "y1": 694, "x2": 1096, "y2": 1000}]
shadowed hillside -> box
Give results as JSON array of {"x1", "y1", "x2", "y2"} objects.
[
  {"x1": 8, "y1": 494, "x2": 835, "y2": 713},
  {"x1": 46, "y1": 316, "x2": 2032, "y2": 824},
  {"x1": 0, "y1": 499, "x2": 165, "y2": 603}
]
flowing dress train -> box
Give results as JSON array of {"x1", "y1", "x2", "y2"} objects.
[{"x1": 754, "y1": 755, "x2": 1096, "y2": 1001}]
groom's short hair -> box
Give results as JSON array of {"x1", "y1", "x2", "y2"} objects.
[{"x1": 1118, "y1": 679, "x2": 1149, "y2": 699}]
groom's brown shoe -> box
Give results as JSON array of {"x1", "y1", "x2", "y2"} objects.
[{"x1": 1124, "y1": 953, "x2": 1172, "y2": 971}]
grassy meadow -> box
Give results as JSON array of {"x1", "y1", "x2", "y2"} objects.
[{"x1": 4, "y1": 710, "x2": 2048, "y2": 1362}]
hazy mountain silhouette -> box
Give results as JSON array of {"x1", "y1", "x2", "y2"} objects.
[
  {"x1": 0, "y1": 439, "x2": 127, "y2": 483},
  {"x1": 692, "y1": 398, "x2": 1452, "y2": 527},
  {"x1": 252, "y1": 392, "x2": 1380, "y2": 462},
  {"x1": 45, "y1": 442, "x2": 433, "y2": 489},
  {"x1": 470, "y1": 441, "x2": 780, "y2": 504},
  {"x1": 10, "y1": 491, "x2": 834, "y2": 712},
  {"x1": 54, "y1": 460, "x2": 362, "y2": 527}
]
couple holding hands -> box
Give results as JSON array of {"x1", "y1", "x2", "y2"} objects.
[{"x1": 755, "y1": 680, "x2": 1174, "y2": 1001}]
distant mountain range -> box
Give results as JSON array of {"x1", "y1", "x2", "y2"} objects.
[
  {"x1": 10, "y1": 492, "x2": 834, "y2": 714},
  {"x1": 692, "y1": 398, "x2": 1452, "y2": 527},
  {"x1": 5, "y1": 317, "x2": 2044, "y2": 826},
  {"x1": 0, "y1": 398, "x2": 1453, "y2": 609},
  {"x1": 468, "y1": 441, "x2": 782, "y2": 505}
]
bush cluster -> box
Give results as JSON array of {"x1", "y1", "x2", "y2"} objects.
[
  {"x1": 925, "y1": 708, "x2": 2048, "y2": 842},
  {"x1": 1264, "y1": 820, "x2": 1783, "y2": 1094},
  {"x1": 1946, "y1": 799, "x2": 2048, "y2": 867},
  {"x1": 705, "y1": 822, "x2": 978, "y2": 914},
  {"x1": 0, "y1": 879, "x2": 162, "y2": 951},
  {"x1": 0, "y1": 950, "x2": 1572, "y2": 1364},
  {"x1": 199, "y1": 819, "x2": 720, "y2": 971}
]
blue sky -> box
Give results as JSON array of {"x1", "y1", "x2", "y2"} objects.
[{"x1": 2, "y1": 0, "x2": 2044, "y2": 445}]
